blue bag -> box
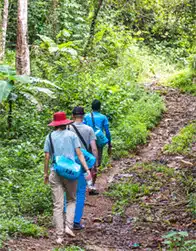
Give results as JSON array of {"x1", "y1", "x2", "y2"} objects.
[
  {"x1": 75, "y1": 148, "x2": 96, "y2": 169},
  {"x1": 91, "y1": 113, "x2": 108, "y2": 147},
  {"x1": 49, "y1": 133, "x2": 81, "y2": 180},
  {"x1": 54, "y1": 156, "x2": 81, "y2": 180},
  {"x1": 94, "y1": 127, "x2": 109, "y2": 147}
]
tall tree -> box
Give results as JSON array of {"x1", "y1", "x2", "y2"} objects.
[
  {"x1": 83, "y1": 0, "x2": 103, "y2": 57},
  {"x1": 16, "y1": 0, "x2": 30, "y2": 75},
  {"x1": 0, "y1": 0, "x2": 9, "y2": 61}
]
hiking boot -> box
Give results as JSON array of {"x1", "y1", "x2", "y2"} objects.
[
  {"x1": 89, "y1": 188, "x2": 99, "y2": 195},
  {"x1": 65, "y1": 226, "x2": 75, "y2": 237},
  {"x1": 73, "y1": 222, "x2": 85, "y2": 230},
  {"x1": 89, "y1": 185, "x2": 99, "y2": 195}
]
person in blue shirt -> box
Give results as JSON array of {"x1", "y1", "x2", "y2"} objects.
[{"x1": 84, "y1": 100, "x2": 112, "y2": 192}]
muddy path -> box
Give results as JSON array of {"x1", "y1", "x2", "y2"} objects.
[{"x1": 2, "y1": 87, "x2": 196, "y2": 251}]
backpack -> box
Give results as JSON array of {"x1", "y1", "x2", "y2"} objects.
[{"x1": 91, "y1": 112, "x2": 108, "y2": 148}]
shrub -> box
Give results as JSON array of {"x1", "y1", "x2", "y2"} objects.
[
  {"x1": 0, "y1": 217, "x2": 47, "y2": 248},
  {"x1": 164, "y1": 122, "x2": 196, "y2": 155}
]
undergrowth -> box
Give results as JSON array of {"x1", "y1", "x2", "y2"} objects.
[
  {"x1": 107, "y1": 161, "x2": 195, "y2": 224},
  {"x1": 165, "y1": 55, "x2": 196, "y2": 95},
  {"x1": 106, "y1": 163, "x2": 176, "y2": 215},
  {"x1": 162, "y1": 231, "x2": 196, "y2": 250},
  {"x1": 0, "y1": 217, "x2": 47, "y2": 248},
  {"x1": 52, "y1": 247, "x2": 85, "y2": 251},
  {"x1": 164, "y1": 122, "x2": 196, "y2": 155},
  {"x1": 166, "y1": 69, "x2": 196, "y2": 95}
]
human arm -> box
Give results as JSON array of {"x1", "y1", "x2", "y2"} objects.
[
  {"x1": 90, "y1": 140, "x2": 98, "y2": 167},
  {"x1": 103, "y1": 118, "x2": 112, "y2": 154},
  {"x1": 104, "y1": 125, "x2": 111, "y2": 146},
  {"x1": 44, "y1": 135, "x2": 51, "y2": 184},
  {"x1": 44, "y1": 152, "x2": 50, "y2": 184}
]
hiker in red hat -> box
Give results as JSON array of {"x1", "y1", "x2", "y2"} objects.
[{"x1": 44, "y1": 112, "x2": 92, "y2": 244}]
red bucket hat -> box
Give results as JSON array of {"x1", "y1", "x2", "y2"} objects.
[{"x1": 48, "y1": 112, "x2": 73, "y2": 127}]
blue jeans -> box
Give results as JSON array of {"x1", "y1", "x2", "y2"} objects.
[{"x1": 74, "y1": 172, "x2": 86, "y2": 224}]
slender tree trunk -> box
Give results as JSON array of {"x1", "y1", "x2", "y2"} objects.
[
  {"x1": 7, "y1": 99, "x2": 12, "y2": 131},
  {"x1": 16, "y1": 0, "x2": 30, "y2": 75},
  {"x1": 0, "y1": 0, "x2": 9, "y2": 61},
  {"x1": 51, "y1": 0, "x2": 59, "y2": 38},
  {"x1": 83, "y1": 0, "x2": 104, "y2": 57}
]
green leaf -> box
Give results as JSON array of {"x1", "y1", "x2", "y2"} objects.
[
  {"x1": 8, "y1": 75, "x2": 62, "y2": 90},
  {"x1": 31, "y1": 87, "x2": 55, "y2": 98},
  {"x1": 0, "y1": 65, "x2": 16, "y2": 76},
  {"x1": 21, "y1": 92, "x2": 42, "y2": 111},
  {"x1": 56, "y1": 29, "x2": 71, "y2": 39},
  {"x1": 58, "y1": 42, "x2": 74, "y2": 49},
  {"x1": 94, "y1": 28, "x2": 106, "y2": 44},
  {"x1": 60, "y1": 47, "x2": 78, "y2": 57},
  {"x1": 38, "y1": 35, "x2": 57, "y2": 47},
  {"x1": 178, "y1": 231, "x2": 188, "y2": 237},
  {"x1": 48, "y1": 46, "x2": 58, "y2": 53},
  {"x1": 0, "y1": 80, "x2": 13, "y2": 103},
  {"x1": 29, "y1": 77, "x2": 62, "y2": 90},
  {"x1": 9, "y1": 75, "x2": 32, "y2": 84}
]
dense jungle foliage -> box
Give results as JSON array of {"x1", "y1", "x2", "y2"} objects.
[{"x1": 0, "y1": 0, "x2": 195, "y2": 246}]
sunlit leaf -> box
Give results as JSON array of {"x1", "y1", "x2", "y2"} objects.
[
  {"x1": 9, "y1": 75, "x2": 31, "y2": 84},
  {"x1": 31, "y1": 87, "x2": 55, "y2": 98},
  {"x1": 56, "y1": 29, "x2": 71, "y2": 39},
  {"x1": 58, "y1": 42, "x2": 74, "y2": 49},
  {"x1": 60, "y1": 47, "x2": 78, "y2": 57},
  {"x1": 38, "y1": 35, "x2": 57, "y2": 48},
  {"x1": 0, "y1": 80, "x2": 13, "y2": 103},
  {"x1": 8, "y1": 75, "x2": 62, "y2": 90},
  {"x1": 0, "y1": 65, "x2": 16, "y2": 75}
]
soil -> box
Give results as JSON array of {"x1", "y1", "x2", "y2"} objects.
[{"x1": 1, "y1": 86, "x2": 196, "y2": 251}]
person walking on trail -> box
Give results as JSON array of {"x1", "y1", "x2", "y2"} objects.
[
  {"x1": 68, "y1": 106, "x2": 98, "y2": 230},
  {"x1": 84, "y1": 99, "x2": 112, "y2": 168},
  {"x1": 44, "y1": 112, "x2": 92, "y2": 244}
]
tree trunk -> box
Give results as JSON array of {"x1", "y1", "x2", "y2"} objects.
[
  {"x1": 83, "y1": 0, "x2": 104, "y2": 57},
  {"x1": 0, "y1": 0, "x2": 9, "y2": 61},
  {"x1": 51, "y1": 0, "x2": 59, "y2": 38},
  {"x1": 16, "y1": 0, "x2": 30, "y2": 75}
]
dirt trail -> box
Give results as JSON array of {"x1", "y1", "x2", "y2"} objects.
[{"x1": 2, "y1": 86, "x2": 196, "y2": 251}]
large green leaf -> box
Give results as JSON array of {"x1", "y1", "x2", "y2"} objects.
[
  {"x1": 30, "y1": 77, "x2": 62, "y2": 90},
  {"x1": 21, "y1": 92, "x2": 42, "y2": 111},
  {"x1": 0, "y1": 80, "x2": 13, "y2": 103},
  {"x1": 8, "y1": 75, "x2": 62, "y2": 90},
  {"x1": 0, "y1": 65, "x2": 16, "y2": 76},
  {"x1": 31, "y1": 87, "x2": 55, "y2": 98},
  {"x1": 60, "y1": 47, "x2": 78, "y2": 57},
  {"x1": 9, "y1": 75, "x2": 32, "y2": 84}
]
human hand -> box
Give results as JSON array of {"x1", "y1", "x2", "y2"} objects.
[{"x1": 85, "y1": 170, "x2": 92, "y2": 181}]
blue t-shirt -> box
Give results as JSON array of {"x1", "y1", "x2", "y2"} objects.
[
  {"x1": 84, "y1": 111, "x2": 111, "y2": 144},
  {"x1": 44, "y1": 130, "x2": 81, "y2": 162}
]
